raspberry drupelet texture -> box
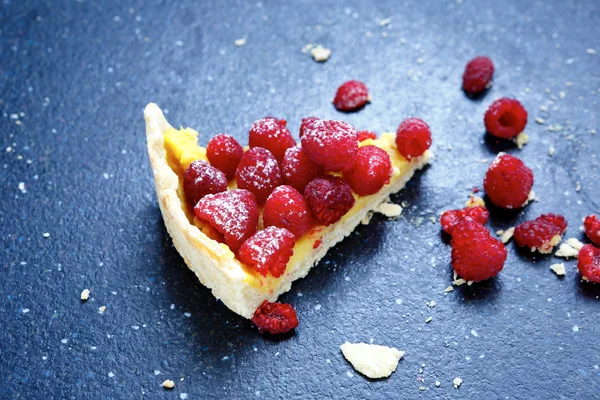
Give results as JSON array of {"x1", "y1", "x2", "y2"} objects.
[
  {"x1": 263, "y1": 185, "x2": 314, "y2": 238},
  {"x1": 235, "y1": 147, "x2": 283, "y2": 204},
  {"x1": 514, "y1": 213, "x2": 568, "y2": 253},
  {"x1": 343, "y1": 145, "x2": 392, "y2": 196},
  {"x1": 578, "y1": 244, "x2": 600, "y2": 283},
  {"x1": 251, "y1": 300, "x2": 299, "y2": 335},
  {"x1": 280, "y1": 146, "x2": 324, "y2": 193},
  {"x1": 483, "y1": 153, "x2": 534, "y2": 209},
  {"x1": 357, "y1": 130, "x2": 377, "y2": 142},
  {"x1": 304, "y1": 176, "x2": 355, "y2": 226},
  {"x1": 194, "y1": 189, "x2": 259, "y2": 252},
  {"x1": 238, "y1": 226, "x2": 296, "y2": 278},
  {"x1": 249, "y1": 117, "x2": 296, "y2": 162},
  {"x1": 450, "y1": 217, "x2": 507, "y2": 281},
  {"x1": 299, "y1": 117, "x2": 319, "y2": 138},
  {"x1": 333, "y1": 80, "x2": 370, "y2": 112},
  {"x1": 300, "y1": 119, "x2": 358, "y2": 172},
  {"x1": 183, "y1": 160, "x2": 228, "y2": 206},
  {"x1": 395, "y1": 118, "x2": 432, "y2": 161},
  {"x1": 584, "y1": 215, "x2": 600, "y2": 246},
  {"x1": 484, "y1": 98, "x2": 528, "y2": 139},
  {"x1": 440, "y1": 206, "x2": 489, "y2": 235},
  {"x1": 206, "y1": 134, "x2": 244, "y2": 180},
  {"x1": 462, "y1": 56, "x2": 494, "y2": 95}
]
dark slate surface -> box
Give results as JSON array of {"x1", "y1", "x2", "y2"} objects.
[{"x1": 1, "y1": 0, "x2": 599, "y2": 398}]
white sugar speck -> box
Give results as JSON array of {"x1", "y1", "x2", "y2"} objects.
[
  {"x1": 132, "y1": 325, "x2": 140, "y2": 330},
  {"x1": 43, "y1": 232, "x2": 50, "y2": 238},
  {"x1": 471, "y1": 329, "x2": 479, "y2": 337},
  {"x1": 18, "y1": 182, "x2": 26, "y2": 193},
  {"x1": 22, "y1": 308, "x2": 30, "y2": 314},
  {"x1": 314, "y1": 304, "x2": 322, "y2": 311},
  {"x1": 184, "y1": 312, "x2": 191, "y2": 318},
  {"x1": 573, "y1": 325, "x2": 580, "y2": 332},
  {"x1": 395, "y1": 298, "x2": 402, "y2": 305},
  {"x1": 170, "y1": 304, "x2": 175, "y2": 310},
  {"x1": 180, "y1": 394, "x2": 188, "y2": 400},
  {"x1": 61, "y1": 338, "x2": 68, "y2": 344},
  {"x1": 154, "y1": 370, "x2": 161, "y2": 375},
  {"x1": 108, "y1": 371, "x2": 115, "y2": 378}
]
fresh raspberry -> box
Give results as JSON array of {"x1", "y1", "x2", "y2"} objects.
[
  {"x1": 300, "y1": 119, "x2": 358, "y2": 172},
  {"x1": 183, "y1": 160, "x2": 228, "y2": 206},
  {"x1": 235, "y1": 147, "x2": 283, "y2": 204},
  {"x1": 249, "y1": 117, "x2": 296, "y2": 162},
  {"x1": 238, "y1": 226, "x2": 296, "y2": 278},
  {"x1": 357, "y1": 130, "x2": 377, "y2": 142},
  {"x1": 263, "y1": 185, "x2": 314, "y2": 238},
  {"x1": 304, "y1": 176, "x2": 355, "y2": 226},
  {"x1": 513, "y1": 213, "x2": 568, "y2": 253},
  {"x1": 333, "y1": 80, "x2": 369, "y2": 112},
  {"x1": 440, "y1": 206, "x2": 489, "y2": 235},
  {"x1": 280, "y1": 147, "x2": 324, "y2": 193},
  {"x1": 251, "y1": 300, "x2": 299, "y2": 335},
  {"x1": 484, "y1": 98, "x2": 528, "y2": 139},
  {"x1": 584, "y1": 215, "x2": 600, "y2": 246},
  {"x1": 462, "y1": 56, "x2": 494, "y2": 95},
  {"x1": 194, "y1": 189, "x2": 259, "y2": 252},
  {"x1": 578, "y1": 244, "x2": 600, "y2": 283},
  {"x1": 395, "y1": 118, "x2": 432, "y2": 161},
  {"x1": 206, "y1": 134, "x2": 244, "y2": 180},
  {"x1": 343, "y1": 145, "x2": 392, "y2": 196},
  {"x1": 450, "y1": 218, "x2": 507, "y2": 281},
  {"x1": 483, "y1": 153, "x2": 534, "y2": 209},
  {"x1": 299, "y1": 117, "x2": 319, "y2": 138}
]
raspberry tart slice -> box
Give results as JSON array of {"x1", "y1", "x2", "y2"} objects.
[{"x1": 144, "y1": 103, "x2": 432, "y2": 319}]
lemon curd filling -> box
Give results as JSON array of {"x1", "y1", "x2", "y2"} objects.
[{"x1": 163, "y1": 127, "x2": 417, "y2": 292}]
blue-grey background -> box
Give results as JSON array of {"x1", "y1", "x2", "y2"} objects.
[{"x1": 1, "y1": 0, "x2": 599, "y2": 398}]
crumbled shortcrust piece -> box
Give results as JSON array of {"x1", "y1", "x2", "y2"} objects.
[
  {"x1": 310, "y1": 45, "x2": 331, "y2": 62},
  {"x1": 465, "y1": 195, "x2": 485, "y2": 208},
  {"x1": 453, "y1": 377, "x2": 463, "y2": 388},
  {"x1": 515, "y1": 132, "x2": 529, "y2": 149},
  {"x1": 555, "y1": 243, "x2": 579, "y2": 258},
  {"x1": 499, "y1": 227, "x2": 515, "y2": 244},
  {"x1": 80, "y1": 289, "x2": 90, "y2": 301},
  {"x1": 375, "y1": 202, "x2": 403, "y2": 218},
  {"x1": 340, "y1": 342, "x2": 404, "y2": 379},
  {"x1": 162, "y1": 380, "x2": 175, "y2": 389},
  {"x1": 550, "y1": 263, "x2": 566, "y2": 276}
]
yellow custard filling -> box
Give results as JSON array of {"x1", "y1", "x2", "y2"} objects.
[{"x1": 163, "y1": 127, "x2": 415, "y2": 291}]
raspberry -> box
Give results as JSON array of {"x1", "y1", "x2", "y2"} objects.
[
  {"x1": 194, "y1": 189, "x2": 259, "y2": 252},
  {"x1": 300, "y1": 119, "x2": 358, "y2": 172},
  {"x1": 462, "y1": 56, "x2": 494, "y2": 95},
  {"x1": 577, "y1": 244, "x2": 600, "y2": 283},
  {"x1": 450, "y1": 218, "x2": 507, "y2": 281},
  {"x1": 263, "y1": 185, "x2": 314, "y2": 238},
  {"x1": 395, "y1": 118, "x2": 432, "y2": 161},
  {"x1": 343, "y1": 145, "x2": 392, "y2": 196},
  {"x1": 249, "y1": 117, "x2": 296, "y2": 162},
  {"x1": 206, "y1": 134, "x2": 244, "y2": 180},
  {"x1": 357, "y1": 130, "x2": 377, "y2": 142},
  {"x1": 483, "y1": 153, "x2": 534, "y2": 209},
  {"x1": 304, "y1": 176, "x2": 355, "y2": 226},
  {"x1": 484, "y1": 98, "x2": 528, "y2": 139},
  {"x1": 584, "y1": 214, "x2": 600, "y2": 246},
  {"x1": 280, "y1": 146, "x2": 324, "y2": 192},
  {"x1": 440, "y1": 206, "x2": 489, "y2": 235},
  {"x1": 238, "y1": 226, "x2": 296, "y2": 278},
  {"x1": 299, "y1": 117, "x2": 319, "y2": 138},
  {"x1": 251, "y1": 300, "x2": 299, "y2": 335},
  {"x1": 235, "y1": 147, "x2": 283, "y2": 204},
  {"x1": 333, "y1": 80, "x2": 369, "y2": 112},
  {"x1": 183, "y1": 160, "x2": 228, "y2": 206},
  {"x1": 513, "y1": 213, "x2": 568, "y2": 253}
]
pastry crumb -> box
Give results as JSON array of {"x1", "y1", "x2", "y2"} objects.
[
  {"x1": 310, "y1": 45, "x2": 331, "y2": 62},
  {"x1": 80, "y1": 289, "x2": 90, "y2": 301},
  {"x1": 426, "y1": 300, "x2": 437, "y2": 309},
  {"x1": 435, "y1": 381, "x2": 441, "y2": 387},
  {"x1": 378, "y1": 17, "x2": 392, "y2": 27},
  {"x1": 453, "y1": 377, "x2": 463, "y2": 388},
  {"x1": 234, "y1": 37, "x2": 246, "y2": 47},
  {"x1": 465, "y1": 195, "x2": 485, "y2": 208},
  {"x1": 340, "y1": 342, "x2": 404, "y2": 379},
  {"x1": 535, "y1": 117, "x2": 545, "y2": 124},
  {"x1": 43, "y1": 232, "x2": 50, "y2": 238},
  {"x1": 548, "y1": 145, "x2": 555, "y2": 156},
  {"x1": 586, "y1": 48, "x2": 597, "y2": 55},
  {"x1": 98, "y1": 306, "x2": 107, "y2": 313},
  {"x1": 515, "y1": 132, "x2": 529, "y2": 149},
  {"x1": 425, "y1": 316, "x2": 432, "y2": 323},
  {"x1": 555, "y1": 243, "x2": 579, "y2": 259},
  {"x1": 550, "y1": 263, "x2": 566, "y2": 276},
  {"x1": 500, "y1": 227, "x2": 515, "y2": 244},
  {"x1": 162, "y1": 380, "x2": 175, "y2": 389},
  {"x1": 566, "y1": 238, "x2": 584, "y2": 251},
  {"x1": 452, "y1": 278, "x2": 466, "y2": 286},
  {"x1": 444, "y1": 286, "x2": 454, "y2": 294},
  {"x1": 375, "y1": 202, "x2": 403, "y2": 218}
]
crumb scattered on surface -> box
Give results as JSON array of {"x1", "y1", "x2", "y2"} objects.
[
  {"x1": 425, "y1": 316, "x2": 432, "y2": 323},
  {"x1": 162, "y1": 380, "x2": 175, "y2": 389},
  {"x1": 548, "y1": 145, "x2": 555, "y2": 156},
  {"x1": 535, "y1": 117, "x2": 545, "y2": 124},
  {"x1": 587, "y1": 48, "x2": 597, "y2": 55},
  {"x1": 375, "y1": 202, "x2": 403, "y2": 218},
  {"x1": 550, "y1": 263, "x2": 566, "y2": 276},
  {"x1": 378, "y1": 17, "x2": 392, "y2": 27},
  {"x1": 310, "y1": 45, "x2": 331, "y2": 62},
  {"x1": 427, "y1": 300, "x2": 437, "y2": 309},
  {"x1": 555, "y1": 243, "x2": 579, "y2": 259},
  {"x1": 435, "y1": 381, "x2": 441, "y2": 387},
  {"x1": 80, "y1": 289, "x2": 90, "y2": 301},
  {"x1": 340, "y1": 342, "x2": 404, "y2": 379},
  {"x1": 566, "y1": 238, "x2": 584, "y2": 251},
  {"x1": 234, "y1": 37, "x2": 246, "y2": 47},
  {"x1": 452, "y1": 278, "x2": 466, "y2": 286},
  {"x1": 453, "y1": 377, "x2": 463, "y2": 388},
  {"x1": 500, "y1": 227, "x2": 515, "y2": 244},
  {"x1": 515, "y1": 132, "x2": 529, "y2": 149},
  {"x1": 465, "y1": 195, "x2": 485, "y2": 208},
  {"x1": 43, "y1": 232, "x2": 50, "y2": 238},
  {"x1": 98, "y1": 306, "x2": 106, "y2": 313},
  {"x1": 444, "y1": 286, "x2": 454, "y2": 294}
]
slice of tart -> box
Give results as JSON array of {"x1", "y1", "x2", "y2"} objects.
[{"x1": 144, "y1": 103, "x2": 432, "y2": 319}]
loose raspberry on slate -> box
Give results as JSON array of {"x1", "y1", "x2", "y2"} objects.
[
  {"x1": 483, "y1": 153, "x2": 534, "y2": 209},
  {"x1": 300, "y1": 119, "x2": 358, "y2": 172},
  {"x1": 238, "y1": 226, "x2": 296, "y2": 278},
  {"x1": 395, "y1": 118, "x2": 432, "y2": 161},
  {"x1": 514, "y1": 213, "x2": 568, "y2": 254},
  {"x1": 304, "y1": 176, "x2": 355, "y2": 226},
  {"x1": 206, "y1": 134, "x2": 244, "y2": 180},
  {"x1": 251, "y1": 300, "x2": 299, "y2": 335},
  {"x1": 249, "y1": 117, "x2": 296, "y2": 162},
  {"x1": 578, "y1": 244, "x2": 600, "y2": 283},
  {"x1": 333, "y1": 80, "x2": 370, "y2": 112},
  {"x1": 263, "y1": 185, "x2": 314, "y2": 238},
  {"x1": 484, "y1": 98, "x2": 528, "y2": 139},
  {"x1": 280, "y1": 146, "x2": 324, "y2": 193},
  {"x1": 194, "y1": 189, "x2": 259, "y2": 252},
  {"x1": 584, "y1": 215, "x2": 600, "y2": 246},
  {"x1": 299, "y1": 117, "x2": 319, "y2": 138},
  {"x1": 235, "y1": 147, "x2": 283, "y2": 204},
  {"x1": 343, "y1": 145, "x2": 392, "y2": 196},
  {"x1": 357, "y1": 130, "x2": 377, "y2": 142},
  {"x1": 462, "y1": 56, "x2": 494, "y2": 95},
  {"x1": 440, "y1": 206, "x2": 489, "y2": 235},
  {"x1": 450, "y1": 217, "x2": 507, "y2": 281},
  {"x1": 183, "y1": 160, "x2": 228, "y2": 206}
]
